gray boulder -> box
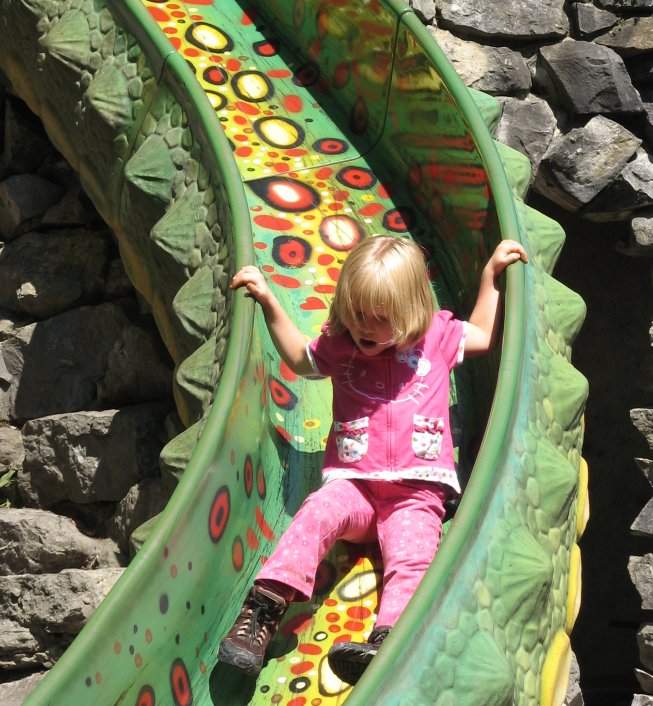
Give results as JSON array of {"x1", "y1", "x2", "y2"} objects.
[
  {"x1": 624, "y1": 210, "x2": 653, "y2": 257},
  {"x1": 0, "y1": 228, "x2": 111, "y2": 318},
  {"x1": 0, "y1": 424, "x2": 24, "y2": 473},
  {"x1": 409, "y1": 0, "x2": 436, "y2": 24},
  {"x1": 106, "y1": 478, "x2": 171, "y2": 554},
  {"x1": 97, "y1": 321, "x2": 174, "y2": 407},
  {"x1": 0, "y1": 175, "x2": 64, "y2": 241},
  {"x1": 494, "y1": 95, "x2": 557, "y2": 183},
  {"x1": 565, "y1": 652, "x2": 584, "y2": 706},
  {"x1": 534, "y1": 115, "x2": 641, "y2": 210},
  {"x1": 429, "y1": 28, "x2": 531, "y2": 96},
  {"x1": 0, "y1": 568, "x2": 123, "y2": 669},
  {"x1": 619, "y1": 209, "x2": 653, "y2": 254},
  {"x1": 632, "y1": 408, "x2": 653, "y2": 450},
  {"x1": 0, "y1": 301, "x2": 133, "y2": 423},
  {"x1": 19, "y1": 403, "x2": 170, "y2": 508},
  {"x1": 438, "y1": 0, "x2": 569, "y2": 40},
  {"x1": 0, "y1": 508, "x2": 123, "y2": 575},
  {"x1": 584, "y1": 149, "x2": 653, "y2": 221},
  {"x1": 632, "y1": 498, "x2": 653, "y2": 538},
  {"x1": 632, "y1": 695, "x2": 653, "y2": 705},
  {"x1": 635, "y1": 668, "x2": 653, "y2": 695},
  {"x1": 573, "y1": 2, "x2": 618, "y2": 38},
  {"x1": 639, "y1": 623, "x2": 653, "y2": 672},
  {"x1": 629, "y1": 554, "x2": 653, "y2": 610},
  {"x1": 595, "y1": 0, "x2": 653, "y2": 8},
  {"x1": 596, "y1": 16, "x2": 653, "y2": 56},
  {"x1": 0, "y1": 670, "x2": 46, "y2": 706},
  {"x1": 536, "y1": 40, "x2": 644, "y2": 116}
]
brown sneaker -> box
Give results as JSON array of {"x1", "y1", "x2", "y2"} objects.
[
  {"x1": 217, "y1": 586, "x2": 289, "y2": 677},
  {"x1": 327, "y1": 625, "x2": 391, "y2": 685}
]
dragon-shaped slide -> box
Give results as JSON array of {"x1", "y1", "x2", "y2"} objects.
[{"x1": 0, "y1": 1, "x2": 588, "y2": 704}]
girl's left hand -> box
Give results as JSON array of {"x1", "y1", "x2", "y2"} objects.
[{"x1": 487, "y1": 239, "x2": 528, "y2": 276}]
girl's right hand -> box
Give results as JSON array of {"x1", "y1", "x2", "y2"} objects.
[
  {"x1": 231, "y1": 265, "x2": 313, "y2": 374},
  {"x1": 231, "y1": 265, "x2": 272, "y2": 306}
]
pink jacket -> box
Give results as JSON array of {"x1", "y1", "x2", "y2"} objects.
[{"x1": 306, "y1": 311, "x2": 466, "y2": 495}]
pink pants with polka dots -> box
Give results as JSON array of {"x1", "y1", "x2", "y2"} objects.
[{"x1": 255, "y1": 478, "x2": 447, "y2": 626}]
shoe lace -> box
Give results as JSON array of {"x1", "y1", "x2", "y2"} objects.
[
  {"x1": 369, "y1": 625, "x2": 391, "y2": 646},
  {"x1": 236, "y1": 595, "x2": 282, "y2": 646}
]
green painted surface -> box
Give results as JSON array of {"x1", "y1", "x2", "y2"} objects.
[{"x1": 0, "y1": 1, "x2": 587, "y2": 704}]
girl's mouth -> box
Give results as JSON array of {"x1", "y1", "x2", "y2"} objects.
[{"x1": 359, "y1": 338, "x2": 376, "y2": 348}]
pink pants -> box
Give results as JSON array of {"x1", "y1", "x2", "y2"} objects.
[{"x1": 255, "y1": 478, "x2": 447, "y2": 626}]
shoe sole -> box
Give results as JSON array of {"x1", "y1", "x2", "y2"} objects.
[
  {"x1": 327, "y1": 643, "x2": 378, "y2": 685},
  {"x1": 217, "y1": 641, "x2": 263, "y2": 678}
]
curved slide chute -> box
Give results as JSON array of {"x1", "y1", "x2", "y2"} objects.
[{"x1": 0, "y1": 1, "x2": 588, "y2": 704}]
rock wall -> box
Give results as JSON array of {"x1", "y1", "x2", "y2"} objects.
[{"x1": 0, "y1": 85, "x2": 180, "y2": 702}]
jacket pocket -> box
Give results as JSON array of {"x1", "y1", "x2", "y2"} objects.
[
  {"x1": 334, "y1": 417, "x2": 369, "y2": 463},
  {"x1": 412, "y1": 415, "x2": 444, "y2": 460}
]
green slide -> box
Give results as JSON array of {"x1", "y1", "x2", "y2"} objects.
[{"x1": 0, "y1": 1, "x2": 588, "y2": 704}]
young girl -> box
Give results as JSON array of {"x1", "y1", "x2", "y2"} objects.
[{"x1": 218, "y1": 235, "x2": 527, "y2": 684}]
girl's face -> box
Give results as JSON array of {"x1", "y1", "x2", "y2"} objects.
[{"x1": 344, "y1": 308, "x2": 396, "y2": 356}]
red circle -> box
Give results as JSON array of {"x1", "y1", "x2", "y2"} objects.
[
  {"x1": 170, "y1": 660, "x2": 192, "y2": 706},
  {"x1": 336, "y1": 166, "x2": 376, "y2": 190},
  {"x1": 244, "y1": 456, "x2": 253, "y2": 497},
  {"x1": 268, "y1": 376, "x2": 298, "y2": 410},
  {"x1": 136, "y1": 685, "x2": 155, "y2": 706},
  {"x1": 208, "y1": 486, "x2": 230, "y2": 543},
  {"x1": 257, "y1": 464, "x2": 266, "y2": 499},
  {"x1": 272, "y1": 235, "x2": 312, "y2": 268},
  {"x1": 203, "y1": 66, "x2": 228, "y2": 85},
  {"x1": 254, "y1": 39, "x2": 278, "y2": 56},
  {"x1": 383, "y1": 207, "x2": 415, "y2": 233},
  {"x1": 232, "y1": 537, "x2": 244, "y2": 571}
]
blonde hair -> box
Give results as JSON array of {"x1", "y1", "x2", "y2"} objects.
[{"x1": 328, "y1": 236, "x2": 435, "y2": 347}]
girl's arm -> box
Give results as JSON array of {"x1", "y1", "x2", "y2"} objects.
[
  {"x1": 231, "y1": 265, "x2": 315, "y2": 375},
  {"x1": 465, "y1": 239, "x2": 528, "y2": 356}
]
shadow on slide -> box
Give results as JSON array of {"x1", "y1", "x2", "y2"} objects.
[{"x1": 0, "y1": 1, "x2": 588, "y2": 704}]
